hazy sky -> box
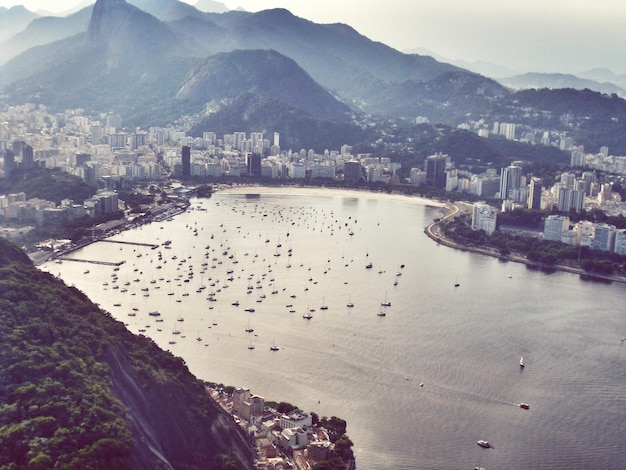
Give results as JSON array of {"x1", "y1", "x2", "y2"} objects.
[{"x1": 1, "y1": 0, "x2": 625, "y2": 74}]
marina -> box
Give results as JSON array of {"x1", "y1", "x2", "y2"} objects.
[{"x1": 42, "y1": 187, "x2": 626, "y2": 470}]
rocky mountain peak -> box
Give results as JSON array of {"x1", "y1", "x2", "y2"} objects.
[{"x1": 88, "y1": 0, "x2": 134, "y2": 46}]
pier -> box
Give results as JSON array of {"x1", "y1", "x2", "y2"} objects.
[
  {"x1": 99, "y1": 240, "x2": 160, "y2": 249},
  {"x1": 56, "y1": 258, "x2": 126, "y2": 267}
]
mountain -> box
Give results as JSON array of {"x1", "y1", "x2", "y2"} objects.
[
  {"x1": 499, "y1": 72, "x2": 625, "y2": 97},
  {"x1": 128, "y1": 0, "x2": 207, "y2": 22},
  {"x1": 0, "y1": 0, "x2": 357, "y2": 130},
  {"x1": 0, "y1": 6, "x2": 92, "y2": 65},
  {"x1": 176, "y1": 49, "x2": 351, "y2": 122},
  {"x1": 496, "y1": 87, "x2": 626, "y2": 154},
  {"x1": 8, "y1": 0, "x2": 620, "y2": 152},
  {"x1": 0, "y1": 238, "x2": 255, "y2": 468},
  {"x1": 578, "y1": 68, "x2": 626, "y2": 91},
  {"x1": 88, "y1": 0, "x2": 181, "y2": 53},
  {"x1": 168, "y1": 7, "x2": 506, "y2": 120},
  {"x1": 189, "y1": 93, "x2": 368, "y2": 151},
  {"x1": 405, "y1": 47, "x2": 521, "y2": 79},
  {"x1": 0, "y1": 5, "x2": 39, "y2": 42}
]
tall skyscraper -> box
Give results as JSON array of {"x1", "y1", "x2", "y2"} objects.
[
  {"x1": 528, "y1": 177, "x2": 542, "y2": 210},
  {"x1": 3, "y1": 149, "x2": 15, "y2": 178},
  {"x1": 557, "y1": 187, "x2": 585, "y2": 213},
  {"x1": 471, "y1": 202, "x2": 497, "y2": 235},
  {"x1": 344, "y1": 160, "x2": 362, "y2": 183},
  {"x1": 22, "y1": 145, "x2": 34, "y2": 170},
  {"x1": 425, "y1": 154, "x2": 447, "y2": 188},
  {"x1": 499, "y1": 165, "x2": 522, "y2": 200},
  {"x1": 181, "y1": 145, "x2": 191, "y2": 179},
  {"x1": 246, "y1": 153, "x2": 261, "y2": 177}
]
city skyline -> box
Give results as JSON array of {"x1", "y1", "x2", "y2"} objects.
[{"x1": 0, "y1": 0, "x2": 624, "y2": 75}]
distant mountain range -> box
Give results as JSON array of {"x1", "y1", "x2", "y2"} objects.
[
  {"x1": 408, "y1": 47, "x2": 626, "y2": 98},
  {"x1": 1, "y1": 0, "x2": 626, "y2": 154},
  {"x1": 0, "y1": 5, "x2": 40, "y2": 42}
]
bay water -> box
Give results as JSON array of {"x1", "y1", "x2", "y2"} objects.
[{"x1": 41, "y1": 187, "x2": 626, "y2": 470}]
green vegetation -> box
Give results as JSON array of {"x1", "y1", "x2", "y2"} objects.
[
  {"x1": 0, "y1": 254, "x2": 133, "y2": 468},
  {"x1": 0, "y1": 239, "x2": 254, "y2": 468},
  {"x1": 0, "y1": 168, "x2": 96, "y2": 205},
  {"x1": 441, "y1": 214, "x2": 626, "y2": 277}
]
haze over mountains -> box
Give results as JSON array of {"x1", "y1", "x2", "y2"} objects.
[{"x1": 1, "y1": 0, "x2": 626, "y2": 153}]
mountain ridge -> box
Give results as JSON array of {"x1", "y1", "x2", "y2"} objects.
[{"x1": 0, "y1": 237, "x2": 255, "y2": 468}]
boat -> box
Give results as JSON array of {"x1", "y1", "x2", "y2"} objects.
[
  {"x1": 270, "y1": 341, "x2": 279, "y2": 351},
  {"x1": 365, "y1": 262, "x2": 373, "y2": 269},
  {"x1": 477, "y1": 440, "x2": 490, "y2": 448},
  {"x1": 381, "y1": 292, "x2": 391, "y2": 307},
  {"x1": 303, "y1": 312, "x2": 313, "y2": 320},
  {"x1": 519, "y1": 403, "x2": 530, "y2": 409},
  {"x1": 245, "y1": 319, "x2": 254, "y2": 333},
  {"x1": 520, "y1": 356, "x2": 525, "y2": 368},
  {"x1": 148, "y1": 311, "x2": 161, "y2": 317}
]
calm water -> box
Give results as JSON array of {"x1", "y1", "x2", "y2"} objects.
[{"x1": 41, "y1": 187, "x2": 626, "y2": 470}]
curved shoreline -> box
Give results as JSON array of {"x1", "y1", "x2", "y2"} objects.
[
  {"x1": 424, "y1": 203, "x2": 626, "y2": 285},
  {"x1": 34, "y1": 183, "x2": 626, "y2": 284}
]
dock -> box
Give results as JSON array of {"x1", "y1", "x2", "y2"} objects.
[
  {"x1": 57, "y1": 258, "x2": 126, "y2": 267},
  {"x1": 99, "y1": 240, "x2": 160, "y2": 249}
]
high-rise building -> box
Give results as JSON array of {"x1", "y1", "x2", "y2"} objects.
[
  {"x1": 344, "y1": 160, "x2": 362, "y2": 182},
  {"x1": 3, "y1": 149, "x2": 15, "y2": 178},
  {"x1": 570, "y1": 147, "x2": 585, "y2": 167},
  {"x1": 12, "y1": 140, "x2": 24, "y2": 157},
  {"x1": 246, "y1": 153, "x2": 262, "y2": 177},
  {"x1": 544, "y1": 215, "x2": 570, "y2": 242},
  {"x1": 75, "y1": 153, "x2": 91, "y2": 167},
  {"x1": 22, "y1": 145, "x2": 34, "y2": 170},
  {"x1": 499, "y1": 165, "x2": 522, "y2": 200},
  {"x1": 592, "y1": 224, "x2": 616, "y2": 252},
  {"x1": 557, "y1": 187, "x2": 585, "y2": 213},
  {"x1": 425, "y1": 154, "x2": 447, "y2": 188},
  {"x1": 471, "y1": 202, "x2": 497, "y2": 235},
  {"x1": 528, "y1": 178, "x2": 542, "y2": 209},
  {"x1": 181, "y1": 145, "x2": 191, "y2": 179},
  {"x1": 499, "y1": 122, "x2": 516, "y2": 140},
  {"x1": 614, "y1": 230, "x2": 626, "y2": 255}
]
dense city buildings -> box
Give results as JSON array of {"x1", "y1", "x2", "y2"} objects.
[
  {"x1": 209, "y1": 386, "x2": 347, "y2": 470},
  {"x1": 2, "y1": 103, "x2": 626, "y2": 257}
]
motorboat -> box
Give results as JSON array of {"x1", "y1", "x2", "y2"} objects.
[
  {"x1": 477, "y1": 440, "x2": 490, "y2": 448},
  {"x1": 519, "y1": 403, "x2": 530, "y2": 409}
]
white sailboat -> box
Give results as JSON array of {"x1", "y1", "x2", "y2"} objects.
[
  {"x1": 381, "y1": 291, "x2": 391, "y2": 307},
  {"x1": 520, "y1": 356, "x2": 525, "y2": 368}
]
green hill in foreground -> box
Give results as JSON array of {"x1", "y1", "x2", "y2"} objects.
[{"x1": 0, "y1": 238, "x2": 254, "y2": 469}]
